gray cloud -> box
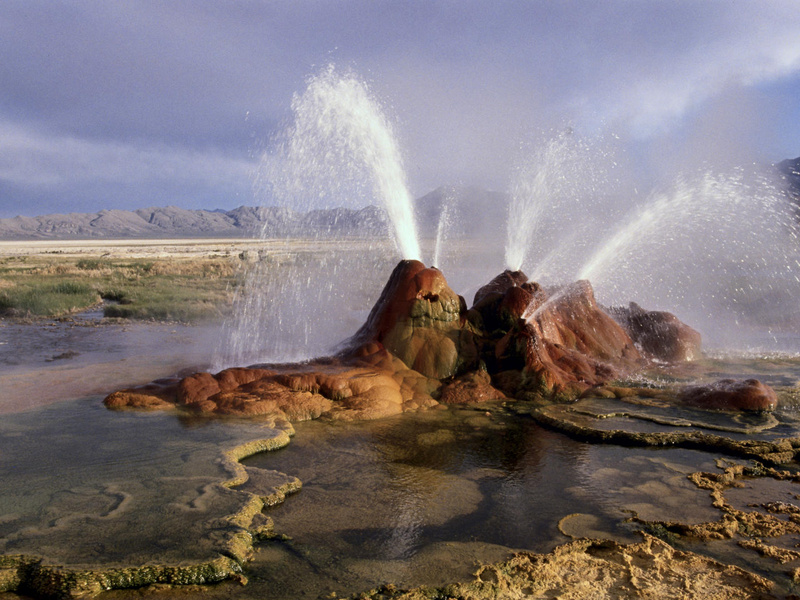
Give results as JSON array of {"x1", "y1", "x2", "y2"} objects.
[{"x1": 1, "y1": 0, "x2": 799, "y2": 217}]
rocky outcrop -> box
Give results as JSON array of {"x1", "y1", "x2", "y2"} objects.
[
  {"x1": 470, "y1": 278, "x2": 642, "y2": 398},
  {"x1": 105, "y1": 260, "x2": 706, "y2": 417},
  {"x1": 609, "y1": 302, "x2": 702, "y2": 362}
]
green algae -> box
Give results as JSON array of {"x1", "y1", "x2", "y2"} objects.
[{"x1": 0, "y1": 409, "x2": 301, "y2": 599}]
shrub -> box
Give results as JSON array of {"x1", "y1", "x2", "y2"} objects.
[{"x1": 76, "y1": 259, "x2": 105, "y2": 270}]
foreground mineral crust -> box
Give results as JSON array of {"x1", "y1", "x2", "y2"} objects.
[{"x1": 355, "y1": 534, "x2": 774, "y2": 600}]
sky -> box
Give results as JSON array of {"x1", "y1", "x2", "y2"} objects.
[{"x1": 1, "y1": 1, "x2": 800, "y2": 218}]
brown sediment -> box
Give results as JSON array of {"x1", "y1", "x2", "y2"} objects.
[
  {"x1": 353, "y1": 534, "x2": 774, "y2": 600},
  {"x1": 0, "y1": 431, "x2": 300, "y2": 599}
]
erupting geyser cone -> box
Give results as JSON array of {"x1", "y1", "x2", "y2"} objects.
[
  {"x1": 217, "y1": 65, "x2": 423, "y2": 368},
  {"x1": 504, "y1": 129, "x2": 608, "y2": 273}
]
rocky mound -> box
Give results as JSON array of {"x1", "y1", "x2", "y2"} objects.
[{"x1": 104, "y1": 260, "x2": 747, "y2": 420}]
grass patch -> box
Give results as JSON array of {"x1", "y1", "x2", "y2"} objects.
[
  {"x1": 75, "y1": 258, "x2": 104, "y2": 270},
  {"x1": 0, "y1": 255, "x2": 239, "y2": 321},
  {"x1": 0, "y1": 281, "x2": 100, "y2": 317}
]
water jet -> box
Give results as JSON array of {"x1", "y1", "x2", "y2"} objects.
[{"x1": 218, "y1": 66, "x2": 423, "y2": 368}]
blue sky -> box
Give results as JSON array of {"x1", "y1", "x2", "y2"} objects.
[{"x1": 1, "y1": 1, "x2": 799, "y2": 218}]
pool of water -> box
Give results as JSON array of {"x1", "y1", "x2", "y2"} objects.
[
  {"x1": 2, "y1": 317, "x2": 800, "y2": 598},
  {"x1": 0, "y1": 315, "x2": 220, "y2": 413},
  {"x1": 0, "y1": 392, "x2": 731, "y2": 600},
  {"x1": 235, "y1": 408, "x2": 724, "y2": 599}
]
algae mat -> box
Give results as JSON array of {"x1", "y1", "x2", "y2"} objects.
[
  {"x1": 4, "y1": 396, "x2": 800, "y2": 598},
  {"x1": 0, "y1": 398, "x2": 295, "y2": 597}
]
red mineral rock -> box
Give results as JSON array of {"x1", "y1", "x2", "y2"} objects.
[
  {"x1": 104, "y1": 261, "x2": 706, "y2": 419},
  {"x1": 347, "y1": 259, "x2": 476, "y2": 380},
  {"x1": 492, "y1": 281, "x2": 642, "y2": 397},
  {"x1": 609, "y1": 302, "x2": 702, "y2": 362},
  {"x1": 678, "y1": 378, "x2": 778, "y2": 411}
]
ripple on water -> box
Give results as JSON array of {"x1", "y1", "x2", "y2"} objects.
[{"x1": 237, "y1": 407, "x2": 730, "y2": 599}]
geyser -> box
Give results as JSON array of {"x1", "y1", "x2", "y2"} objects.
[
  {"x1": 218, "y1": 66, "x2": 422, "y2": 368},
  {"x1": 504, "y1": 129, "x2": 610, "y2": 273},
  {"x1": 271, "y1": 65, "x2": 421, "y2": 261},
  {"x1": 576, "y1": 168, "x2": 800, "y2": 344}
]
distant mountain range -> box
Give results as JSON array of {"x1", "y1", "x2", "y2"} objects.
[
  {"x1": 0, "y1": 186, "x2": 509, "y2": 241},
  {"x1": 2, "y1": 159, "x2": 798, "y2": 240},
  {"x1": 0, "y1": 204, "x2": 392, "y2": 240}
]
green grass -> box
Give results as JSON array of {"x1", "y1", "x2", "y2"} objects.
[
  {"x1": 0, "y1": 256, "x2": 239, "y2": 321},
  {"x1": 0, "y1": 281, "x2": 100, "y2": 317},
  {"x1": 100, "y1": 279, "x2": 230, "y2": 321}
]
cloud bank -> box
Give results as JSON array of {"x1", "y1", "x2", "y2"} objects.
[{"x1": 1, "y1": 1, "x2": 799, "y2": 217}]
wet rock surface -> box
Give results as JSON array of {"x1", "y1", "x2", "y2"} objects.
[
  {"x1": 355, "y1": 534, "x2": 774, "y2": 600},
  {"x1": 105, "y1": 261, "x2": 701, "y2": 417},
  {"x1": 679, "y1": 378, "x2": 780, "y2": 411}
]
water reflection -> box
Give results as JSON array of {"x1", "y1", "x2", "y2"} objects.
[
  {"x1": 241, "y1": 406, "x2": 724, "y2": 599},
  {"x1": 0, "y1": 399, "x2": 284, "y2": 571}
]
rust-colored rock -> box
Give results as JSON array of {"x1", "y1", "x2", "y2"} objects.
[
  {"x1": 347, "y1": 259, "x2": 475, "y2": 380},
  {"x1": 438, "y1": 370, "x2": 506, "y2": 404},
  {"x1": 472, "y1": 269, "x2": 529, "y2": 306},
  {"x1": 104, "y1": 261, "x2": 706, "y2": 418},
  {"x1": 678, "y1": 378, "x2": 778, "y2": 411},
  {"x1": 610, "y1": 302, "x2": 702, "y2": 362},
  {"x1": 492, "y1": 280, "x2": 643, "y2": 396},
  {"x1": 103, "y1": 378, "x2": 179, "y2": 410}
]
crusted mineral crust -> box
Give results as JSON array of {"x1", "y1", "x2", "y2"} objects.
[
  {"x1": 531, "y1": 399, "x2": 799, "y2": 465},
  {"x1": 630, "y1": 460, "x2": 800, "y2": 572},
  {"x1": 355, "y1": 534, "x2": 774, "y2": 600}
]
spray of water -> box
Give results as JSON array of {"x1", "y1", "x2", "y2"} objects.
[
  {"x1": 577, "y1": 168, "x2": 800, "y2": 345},
  {"x1": 216, "y1": 66, "x2": 418, "y2": 367},
  {"x1": 432, "y1": 188, "x2": 455, "y2": 268},
  {"x1": 269, "y1": 65, "x2": 421, "y2": 260},
  {"x1": 504, "y1": 129, "x2": 612, "y2": 273}
]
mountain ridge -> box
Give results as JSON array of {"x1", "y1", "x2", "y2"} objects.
[
  {"x1": 2, "y1": 157, "x2": 798, "y2": 240},
  {"x1": 0, "y1": 204, "x2": 393, "y2": 240}
]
